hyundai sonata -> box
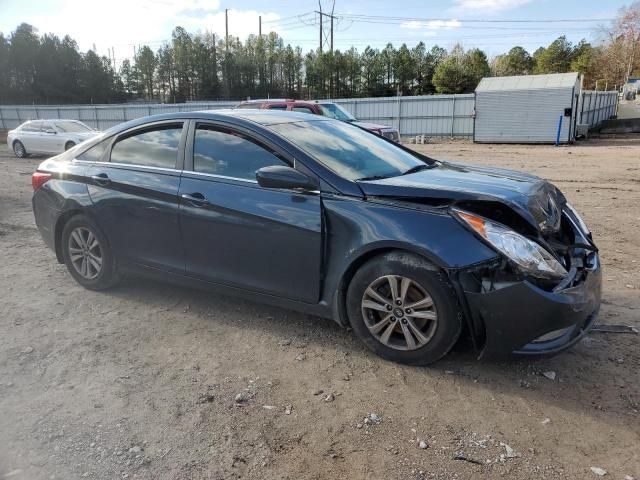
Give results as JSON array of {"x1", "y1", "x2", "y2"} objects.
[{"x1": 31, "y1": 110, "x2": 601, "y2": 364}]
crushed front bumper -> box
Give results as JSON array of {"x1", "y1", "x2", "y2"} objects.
[{"x1": 463, "y1": 252, "x2": 602, "y2": 357}]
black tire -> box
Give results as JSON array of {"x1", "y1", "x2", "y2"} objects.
[
  {"x1": 346, "y1": 251, "x2": 462, "y2": 365},
  {"x1": 13, "y1": 140, "x2": 27, "y2": 158},
  {"x1": 64, "y1": 141, "x2": 76, "y2": 151},
  {"x1": 61, "y1": 214, "x2": 119, "y2": 290}
]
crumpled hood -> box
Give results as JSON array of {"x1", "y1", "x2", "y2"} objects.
[
  {"x1": 358, "y1": 161, "x2": 566, "y2": 232},
  {"x1": 351, "y1": 121, "x2": 395, "y2": 132}
]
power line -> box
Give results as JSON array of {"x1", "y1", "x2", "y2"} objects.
[
  {"x1": 266, "y1": 17, "x2": 317, "y2": 28},
  {"x1": 336, "y1": 13, "x2": 613, "y2": 24},
  {"x1": 262, "y1": 12, "x2": 315, "y2": 25}
]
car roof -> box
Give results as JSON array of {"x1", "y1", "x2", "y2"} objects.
[
  {"x1": 100, "y1": 109, "x2": 329, "y2": 136},
  {"x1": 22, "y1": 119, "x2": 84, "y2": 125},
  {"x1": 238, "y1": 99, "x2": 317, "y2": 105},
  {"x1": 213, "y1": 109, "x2": 324, "y2": 125}
]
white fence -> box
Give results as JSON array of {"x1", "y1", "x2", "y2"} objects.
[
  {"x1": 579, "y1": 91, "x2": 618, "y2": 128},
  {"x1": 0, "y1": 95, "x2": 476, "y2": 137},
  {"x1": 0, "y1": 101, "x2": 238, "y2": 132},
  {"x1": 332, "y1": 95, "x2": 475, "y2": 137},
  {"x1": 0, "y1": 91, "x2": 616, "y2": 138}
]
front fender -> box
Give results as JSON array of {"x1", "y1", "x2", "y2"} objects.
[{"x1": 320, "y1": 195, "x2": 499, "y2": 323}]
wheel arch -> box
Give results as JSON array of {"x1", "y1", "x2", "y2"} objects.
[
  {"x1": 54, "y1": 209, "x2": 108, "y2": 264},
  {"x1": 54, "y1": 209, "x2": 84, "y2": 263},
  {"x1": 333, "y1": 244, "x2": 444, "y2": 327},
  {"x1": 333, "y1": 244, "x2": 480, "y2": 353}
]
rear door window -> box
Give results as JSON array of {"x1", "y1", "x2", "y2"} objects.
[
  {"x1": 193, "y1": 125, "x2": 289, "y2": 181},
  {"x1": 21, "y1": 121, "x2": 40, "y2": 132},
  {"x1": 110, "y1": 124, "x2": 183, "y2": 169}
]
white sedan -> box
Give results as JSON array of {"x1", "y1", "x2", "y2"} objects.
[{"x1": 7, "y1": 119, "x2": 100, "y2": 158}]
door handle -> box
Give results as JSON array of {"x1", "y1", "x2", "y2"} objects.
[
  {"x1": 181, "y1": 193, "x2": 209, "y2": 207},
  {"x1": 90, "y1": 173, "x2": 111, "y2": 186}
]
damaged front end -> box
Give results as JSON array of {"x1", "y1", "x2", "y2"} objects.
[{"x1": 450, "y1": 202, "x2": 602, "y2": 357}]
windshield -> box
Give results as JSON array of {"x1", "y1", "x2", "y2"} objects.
[
  {"x1": 55, "y1": 121, "x2": 93, "y2": 133},
  {"x1": 270, "y1": 120, "x2": 425, "y2": 181},
  {"x1": 317, "y1": 103, "x2": 356, "y2": 122}
]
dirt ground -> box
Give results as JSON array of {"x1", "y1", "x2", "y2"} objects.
[{"x1": 0, "y1": 137, "x2": 638, "y2": 480}]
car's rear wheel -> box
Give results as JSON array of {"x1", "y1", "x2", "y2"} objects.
[
  {"x1": 64, "y1": 141, "x2": 76, "y2": 151},
  {"x1": 346, "y1": 251, "x2": 462, "y2": 365},
  {"x1": 61, "y1": 215, "x2": 119, "y2": 290},
  {"x1": 13, "y1": 140, "x2": 27, "y2": 158}
]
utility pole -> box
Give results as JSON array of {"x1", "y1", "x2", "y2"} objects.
[
  {"x1": 224, "y1": 9, "x2": 230, "y2": 99},
  {"x1": 259, "y1": 15, "x2": 262, "y2": 37},
  {"x1": 316, "y1": 1, "x2": 336, "y2": 53},
  {"x1": 319, "y1": 2, "x2": 323, "y2": 52},
  {"x1": 330, "y1": 15, "x2": 334, "y2": 53},
  {"x1": 330, "y1": 0, "x2": 335, "y2": 53},
  {"x1": 316, "y1": 1, "x2": 337, "y2": 97}
]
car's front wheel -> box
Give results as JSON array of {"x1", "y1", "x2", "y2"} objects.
[
  {"x1": 64, "y1": 141, "x2": 76, "y2": 151},
  {"x1": 61, "y1": 215, "x2": 119, "y2": 290},
  {"x1": 13, "y1": 140, "x2": 27, "y2": 158},
  {"x1": 346, "y1": 251, "x2": 462, "y2": 365}
]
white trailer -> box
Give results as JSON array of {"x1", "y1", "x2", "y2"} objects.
[{"x1": 474, "y1": 72, "x2": 581, "y2": 144}]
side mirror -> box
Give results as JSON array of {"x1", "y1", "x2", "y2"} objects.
[{"x1": 256, "y1": 165, "x2": 318, "y2": 191}]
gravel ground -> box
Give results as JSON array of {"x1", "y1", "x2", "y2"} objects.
[{"x1": 0, "y1": 138, "x2": 639, "y2": 480}]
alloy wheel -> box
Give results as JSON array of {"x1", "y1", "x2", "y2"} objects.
[
  {"x1": 361, "y1": 275, "x2": 438, "y2": 351},
  {"x1": 68, "y1": 226, "x2": 103, "y2": 280}
]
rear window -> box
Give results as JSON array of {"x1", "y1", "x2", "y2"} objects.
[
  {"x1": 291, "y1": 106, "x2": 315, "y2": 114},
  {"x1": 235, "y1": 103, "x2": 261, "y2": 109},
  {"x1": 110, "y1": 124, "x2": 183, "y2": 169},
  {"x1": 77, "y1": 139, "x2": 109, "y2": 162}
]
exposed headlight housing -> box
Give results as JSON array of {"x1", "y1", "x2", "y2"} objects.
[{"x1": 453, "y1": 208, "x2": 567, "y2": 280}]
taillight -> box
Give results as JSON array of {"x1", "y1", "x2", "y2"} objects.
[{"x1": 32, "y1": 172, "x2": 52, "y2": 191}]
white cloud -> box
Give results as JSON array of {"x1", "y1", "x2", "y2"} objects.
[
  {"x1": 19, "y1": 0, "x2": 279, "y2": 67},
  {"x1": 401, "y1": 19, "x2": 462, "y2": 36},
  {"x1": 452, "y1": 0, "x2": 533, "y2": 12},
  {"x1": 179, "y1": 9, "x2": 281, "y2": 42}
]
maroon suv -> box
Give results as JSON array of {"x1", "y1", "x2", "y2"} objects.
[{"x1": 235, "y1": 99, "x2": 400, "y2": 142}]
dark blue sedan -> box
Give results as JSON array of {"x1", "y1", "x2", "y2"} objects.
[{"x1": 31, "y1": 110, "x2": 601, "y2": 364}]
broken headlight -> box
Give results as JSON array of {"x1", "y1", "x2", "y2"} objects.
[{"x1": 453, "y1": 208, "x2": 567, "y2": 280}]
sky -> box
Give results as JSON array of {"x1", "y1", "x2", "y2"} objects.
[{"x1": 0, "y1": 0, "x2": 630, "y2": 67}]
